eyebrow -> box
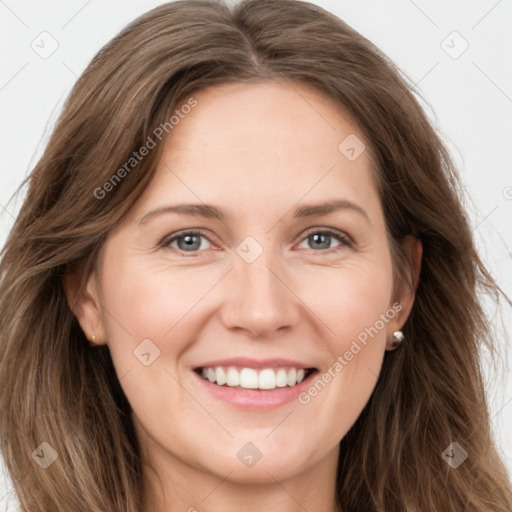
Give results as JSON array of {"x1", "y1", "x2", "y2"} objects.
[{"x1": 136, "y1": 199, "x2": 370, "y2": 225}]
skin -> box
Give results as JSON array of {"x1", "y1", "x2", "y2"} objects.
[{"x1": 68, "y1": 80, "x2": 422, "y2": 512}]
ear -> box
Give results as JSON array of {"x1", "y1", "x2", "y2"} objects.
[
  {"x1": 63, "y1": 265, "x2": 108, "y2": 346},
  {"x1": 387, "y1": 235, "x2": 422, "y2": 345}
]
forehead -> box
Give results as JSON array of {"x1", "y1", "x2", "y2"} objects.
[
  {"x1": 169, "y1": 80, "x2": 364, "y2": 155},
  {"x1": 130, "y1": 80, "x2": 380, "y2": 223}
]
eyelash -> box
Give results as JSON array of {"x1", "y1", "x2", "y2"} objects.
[{"x1": 160, "y1": 227, "x2": 354, "y2": 255}]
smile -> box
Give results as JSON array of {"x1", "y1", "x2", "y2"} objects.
[{"x1": 195, "y1": 366, "x2": 317, "y2": 391}]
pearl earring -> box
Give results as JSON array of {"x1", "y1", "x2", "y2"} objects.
[{"x1": 387, "y1": 330, "x2": 404, "y2": 350}]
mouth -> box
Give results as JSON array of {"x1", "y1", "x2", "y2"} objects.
[{"x1": 194, "y1": 365, "x2": 318, "y2": 391}]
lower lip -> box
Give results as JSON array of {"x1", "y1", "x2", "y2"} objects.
[{"x1": 193, "y1": 370, "x2": 318, "y2": 410}]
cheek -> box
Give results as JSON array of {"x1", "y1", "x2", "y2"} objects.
[
  {"x1": 97, "y1": 254, "x2": 238, "y2": 395},
  {"x1": 297, "y1": 258, "x2": 393, "y2": 423},
  {"x1": 302, "y1": 258, "x2": 394, "y2": 348},
  {"x1": 101, "y1": 255, "x2": 219, "y2": 339},
  {"x1": 98, "y1": 258, "x2": 211, "y2": 413}
]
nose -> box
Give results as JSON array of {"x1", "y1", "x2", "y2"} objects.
[{"x1": 220, "y1": 245, "x2": 301, "y2": 338}]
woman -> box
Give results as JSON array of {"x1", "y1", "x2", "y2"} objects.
[{"x1": 0, "y1": 0, "x2": 511, "y2": 510}]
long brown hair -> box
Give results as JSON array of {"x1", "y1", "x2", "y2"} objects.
[{"x1": 1, "y1": 1, "x2": 511, "y2": 510}]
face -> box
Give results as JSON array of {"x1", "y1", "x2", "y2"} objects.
[{"x1": 74, "y1": 81, "x2": 419, "y2": 492}]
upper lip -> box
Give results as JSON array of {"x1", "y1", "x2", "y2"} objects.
[{"x1": 194, "y1": 357, "x2": 316, "y2": 370}]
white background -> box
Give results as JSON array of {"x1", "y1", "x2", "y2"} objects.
[{"x1": 1, "y1": 0, "x2": 511, "y2": 509}]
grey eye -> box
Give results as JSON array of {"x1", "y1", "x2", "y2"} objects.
[
  {"x1": 165, "y1": 232, "x2": 213, "y2": 252},
  {"x1": 297, "y1": 229, "x2": 350, "y2": 252}
]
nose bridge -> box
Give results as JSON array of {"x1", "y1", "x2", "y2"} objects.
[{"x1": 221, "y1": 234, "x2": 299, "y2": 336}]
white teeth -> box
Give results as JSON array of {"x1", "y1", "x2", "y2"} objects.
[
  {"x1": 276, "y1": 368, "x2": 288, "y2": 387},
  {"x1": 240, "y1": 368, "x2": 259, "y2": 389},
  {"x1": 215, "y1": 367, "x2": 227, "y2": 386},
  {"x1": 226, "y1": 367, "x2": 240, "y2": 387},
  {"x1": 258, "y1": 369, "x2": 276, "y2": 389},
  {"x1": 199, "y1": 366, "x2": 311, "y2": 390}
]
